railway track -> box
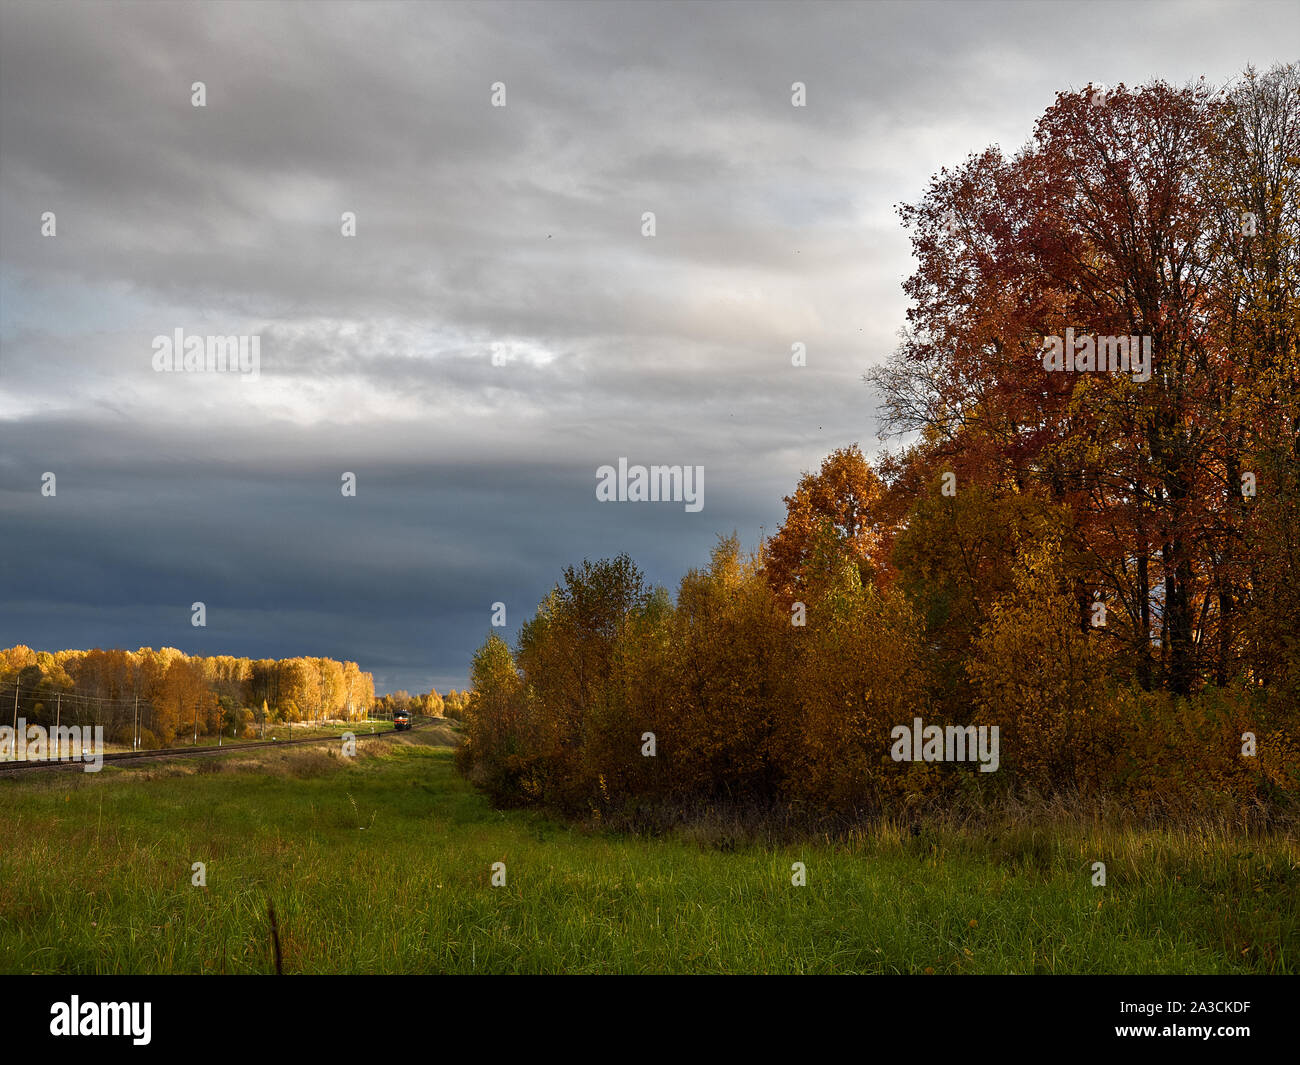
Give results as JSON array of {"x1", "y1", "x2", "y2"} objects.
[{"x1": 0, "y1": 720, "x2": 434, "y2": 775}]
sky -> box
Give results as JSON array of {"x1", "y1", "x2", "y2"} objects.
[{"x1": 0, "y1": 0, "x2": 1293, "y2": 694}]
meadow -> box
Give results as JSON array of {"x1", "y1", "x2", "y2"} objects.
[{"x1": 1, "y1": 729, "x2": 1295, "y2": 974}]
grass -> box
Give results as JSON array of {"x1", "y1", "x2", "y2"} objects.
[{"x1": 1, "y1": 728, "x2": 1296, "y2": 974}]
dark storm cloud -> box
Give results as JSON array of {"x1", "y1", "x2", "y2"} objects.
[{"x1": 1, "y1": 0, "x2": 1291, "y2": 690}]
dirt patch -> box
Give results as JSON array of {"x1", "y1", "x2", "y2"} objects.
[{"x1": 397, "y1": 721, "x2": 461, "y2": 748}]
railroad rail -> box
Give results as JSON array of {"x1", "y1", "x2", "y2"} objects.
[{"x1": 0, "y1": 720, "x2": 434, "y2": 775}]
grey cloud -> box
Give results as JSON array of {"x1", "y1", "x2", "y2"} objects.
[{"x1": 1, "y1": 0, "x2": 1289, "y2": 690}]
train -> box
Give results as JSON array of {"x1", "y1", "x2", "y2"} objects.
[{"x1": 393, "y1": 709, "x2": 412, "y2": 731}]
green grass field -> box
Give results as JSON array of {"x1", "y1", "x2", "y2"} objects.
[{"x1": 1, "y1": 729, "x2": 1295, "y2": 974}]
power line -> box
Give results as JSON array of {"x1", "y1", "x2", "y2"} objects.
[{"x1": 0, "y1": 684, "x2": 153, "y2": 708}]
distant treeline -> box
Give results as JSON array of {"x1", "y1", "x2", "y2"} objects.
[
  {"x1": 374, "y1": 688, "x2": 470, "y2": 720},
  {"x1": 0, "y1": 646, "x2": 390, "y2": 748}
]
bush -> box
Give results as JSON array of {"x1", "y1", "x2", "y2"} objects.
[
  {"x1": 967, "y1": 539, "x2": 1116, "y2": 793},
  {"x1": 456, "y1": 538, "x2": 1299, "y2": 828}
]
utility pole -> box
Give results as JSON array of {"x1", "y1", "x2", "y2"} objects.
[{"x1": 133, "y1": 696, "x2": 138, "y2": 751}]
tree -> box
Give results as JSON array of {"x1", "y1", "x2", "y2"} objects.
[
  {"x1": 892, "y1": 477, "x2": 1073, "y2": 713},
  {"x1": 457, "y1": 633, "x2": 530, "y2": 803},
  {"x1": 516, "y1": 554, "x2": 649, "y2": 757},
  {"x1": 869, "y1": 71, "x2": 1300, "y2": 695},
  {"x1": 763, "y1": 444, "x2": 890, "y2": 605},
  {"x1": 967, "y1": 540, "x2": 1115, "y2": 791},
  {"x1": 669, "y1": 536, "x2": 791, "y2": 803},
  {"x1": 784, "y1": 567, "x2": 926, "y2": 813}
]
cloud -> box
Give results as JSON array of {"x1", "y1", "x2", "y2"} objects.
[{"x1": 0, "y1": 0, "x2": 1289, "y2": 690}]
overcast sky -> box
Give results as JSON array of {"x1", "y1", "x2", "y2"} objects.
[{"x1": 0, "y1": 0, "x2": 1291, "y2": 694}]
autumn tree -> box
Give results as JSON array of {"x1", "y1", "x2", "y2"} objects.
[
  {"x1": 891, "y1": 475, "x2": 1075, "y2": 712},
  {"x1": 763, "y1": 444, "x2": 890, "y2": 606},
  {"x1": 1202, "y1": 64, "x2": 1300, "y2": 695},
  {"x1": 516, "y1": 553, "x2": 650, "y2": 761},
  {"x1": 670, "y1": 536, "x2": 791, "y2": 803},
  {"x1": 456, "y1": 633, "x2": 532, "y2": 804},
  {"x1": 967, "y1": 540, "x2": 1116, "y2": 791},
  {"x1": 869, "y1": 71, "x2": 1299, "y2": 695},
  {"x1": 780, "y1": 545, "x2": 926, "y2": 813}
]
